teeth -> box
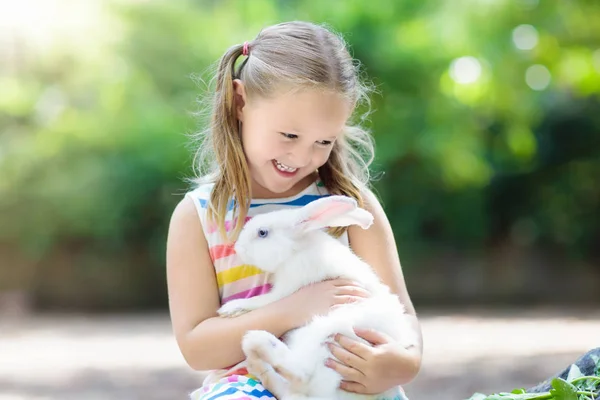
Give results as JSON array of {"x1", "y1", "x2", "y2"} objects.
[{"x1": 275, "y1": 160, "x2": 297, "y2": 173}]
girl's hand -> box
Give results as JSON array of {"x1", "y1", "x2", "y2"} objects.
[
  {"x1": 325, "y1": 328, "x2": 421, "y2": 395},
  {"x1": 279, "y1": 279, "x2": 370, "y2": 328}
]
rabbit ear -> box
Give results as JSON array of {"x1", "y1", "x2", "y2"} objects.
[{"x1": 296, "y1": 195, "x2": 374, "y2": 232}]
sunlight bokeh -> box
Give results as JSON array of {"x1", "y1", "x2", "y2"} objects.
[{"x1": 0, "y1": 0, "x2": 121, "y2": 67}]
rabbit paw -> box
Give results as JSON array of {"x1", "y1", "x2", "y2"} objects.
[
  {"x1": 217, "y1": 300, "x2": 249, "y2": 318},
  {"x1": 243, "y1": 331, "x2": 306, "y2": 387},
  {"x1": 246, "y1": 356, "x2": 289, "y2": 399},
  {"x1": 242, "y1": 330, "x2": 290, "y2": 365}
]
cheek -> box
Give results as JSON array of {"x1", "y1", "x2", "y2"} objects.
[
  {"x1": 241, "y1": 129, "x2": 273, "y2": 159},
  {"x1": 250, "y1": 141, "x2": 284, "y2": 162},
  {"x1": 314, "y1": 147, "x2": 334, "y2": 166}
]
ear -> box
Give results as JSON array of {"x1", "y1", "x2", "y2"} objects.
[
  {"x1": 296, "y1": 195, "x2": 374, "y2": 233},
  {"x1": 232, "y1": 79, "x2": 246, "y2": 121}
]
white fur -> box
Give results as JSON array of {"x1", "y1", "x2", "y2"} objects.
[{"x1": 217, "y1": 195, "x2": 418, "y2": 400}]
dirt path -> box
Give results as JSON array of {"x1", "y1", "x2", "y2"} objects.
[{"x1": 1, "y1": 307, "x2": 598, "y2": 399}]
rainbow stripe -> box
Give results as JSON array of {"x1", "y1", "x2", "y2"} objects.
[{"x1": 189, "y1": 373, "x2": 276, "y2": 399}]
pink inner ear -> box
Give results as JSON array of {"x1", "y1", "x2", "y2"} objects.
[{"x1": 304, "y1": 201, "x2": 354, "y2": 224}]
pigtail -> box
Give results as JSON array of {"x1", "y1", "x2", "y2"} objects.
[{"x1": 208, "y1": 43, "x2": 253, "y2": 243}]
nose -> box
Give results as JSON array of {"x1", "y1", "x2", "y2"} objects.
[{"x1": 288, "y1": 146, "x2": 314, "y2": 168}]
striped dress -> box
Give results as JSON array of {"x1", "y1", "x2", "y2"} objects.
[{"x1": 184, "y1": 178, "x2": 407, "y2": 400}]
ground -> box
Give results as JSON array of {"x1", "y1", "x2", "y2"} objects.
[{"x1": 1, "y1": 306, "x2": 599, "y2": 400}]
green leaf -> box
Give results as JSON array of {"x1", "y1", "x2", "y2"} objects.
[
  {"x1": 549, "y1": 378, "x2": 578, "y2": 400},
  {"x1": 511, "y1": 389, "x2": 527, "y2": 394}
]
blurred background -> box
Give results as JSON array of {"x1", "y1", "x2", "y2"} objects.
[{"x1": 1, "y1": 0, "x2": 599, "y2": 399}]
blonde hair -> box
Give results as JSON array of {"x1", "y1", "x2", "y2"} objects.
[{"x1": 191, "y1": 21, "x2": 376, "y2": 242}]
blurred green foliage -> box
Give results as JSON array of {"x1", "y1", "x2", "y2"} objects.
[{"x1": 1, "y1": 0, "x2": 599, "y2": 309}]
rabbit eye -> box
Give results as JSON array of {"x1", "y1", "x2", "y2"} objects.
[{"x1": 257, "y1": 228, "x2": 269, "y2": 238}]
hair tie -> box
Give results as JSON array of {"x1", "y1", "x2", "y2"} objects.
[{"x1": 242, "y1": 41, "x2": 249, "y2": 56}]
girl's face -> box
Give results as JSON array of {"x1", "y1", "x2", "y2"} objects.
[{"x1": 234, "y1": 82, "x2": 352, "y2": 199}]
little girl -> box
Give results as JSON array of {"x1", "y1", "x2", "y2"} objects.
[{"x1": 166, "y1": 21, "x2": 423, "y2": 399}]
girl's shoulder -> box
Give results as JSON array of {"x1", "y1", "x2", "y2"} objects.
[
  {"x1": 185, "y1": 182, "x2": 214, "y2": 208},
  {"x1": 182, "y1": 182, "x2": 217, "y2": 234}
]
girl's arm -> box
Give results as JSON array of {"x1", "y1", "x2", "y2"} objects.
[{"x1": 166, "y1": 196, "x2": 296, "y2": 371}]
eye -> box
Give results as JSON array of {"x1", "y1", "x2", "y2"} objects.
[
  {"x1": 316, "y1": 140, "x2": 333, "y2": 146},
  {"x1": 279, "y1": 132, "x2": 298, "y2": 139},
  {"x1": 257, "y1": 228, "x2": 269, "y2": 238}
]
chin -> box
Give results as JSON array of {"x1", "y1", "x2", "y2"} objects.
[
  {"x1": 270, "y1": 179, "x2": 304, "y2": 194},
  {"x1": 259, "y1": 176, "x2": 301, "y2": 193}
]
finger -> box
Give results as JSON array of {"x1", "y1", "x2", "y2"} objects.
[
  {"x1": 353, "y1": 327, "x2": 392, "y2": 346},
  {"x1": 339, "y1": 380, "x2": 368, "y2": 394},
  {"x1": 335, "y1": 286, "x2": 370, "y2": 298},
  {"x1": 335, "y1": 333, "x2": 373, "y2": 360},
  {"x1": 325, "y1": 357, "x2": 364, "y2": 383},
  {"x1": 333, "y1": 295, "x2": 366, "y2": 306},
  {"x1": 328, "y1": 342, "x2": 367, "y2": 369}
]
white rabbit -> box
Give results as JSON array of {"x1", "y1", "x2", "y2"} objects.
[{"x1": 217, "y1": 195, "x2": 418, "y2": 400}]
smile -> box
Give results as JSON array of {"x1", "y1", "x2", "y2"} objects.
[{"x1": 274, "y1": 160, "x2": 298, "y2": 173}]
